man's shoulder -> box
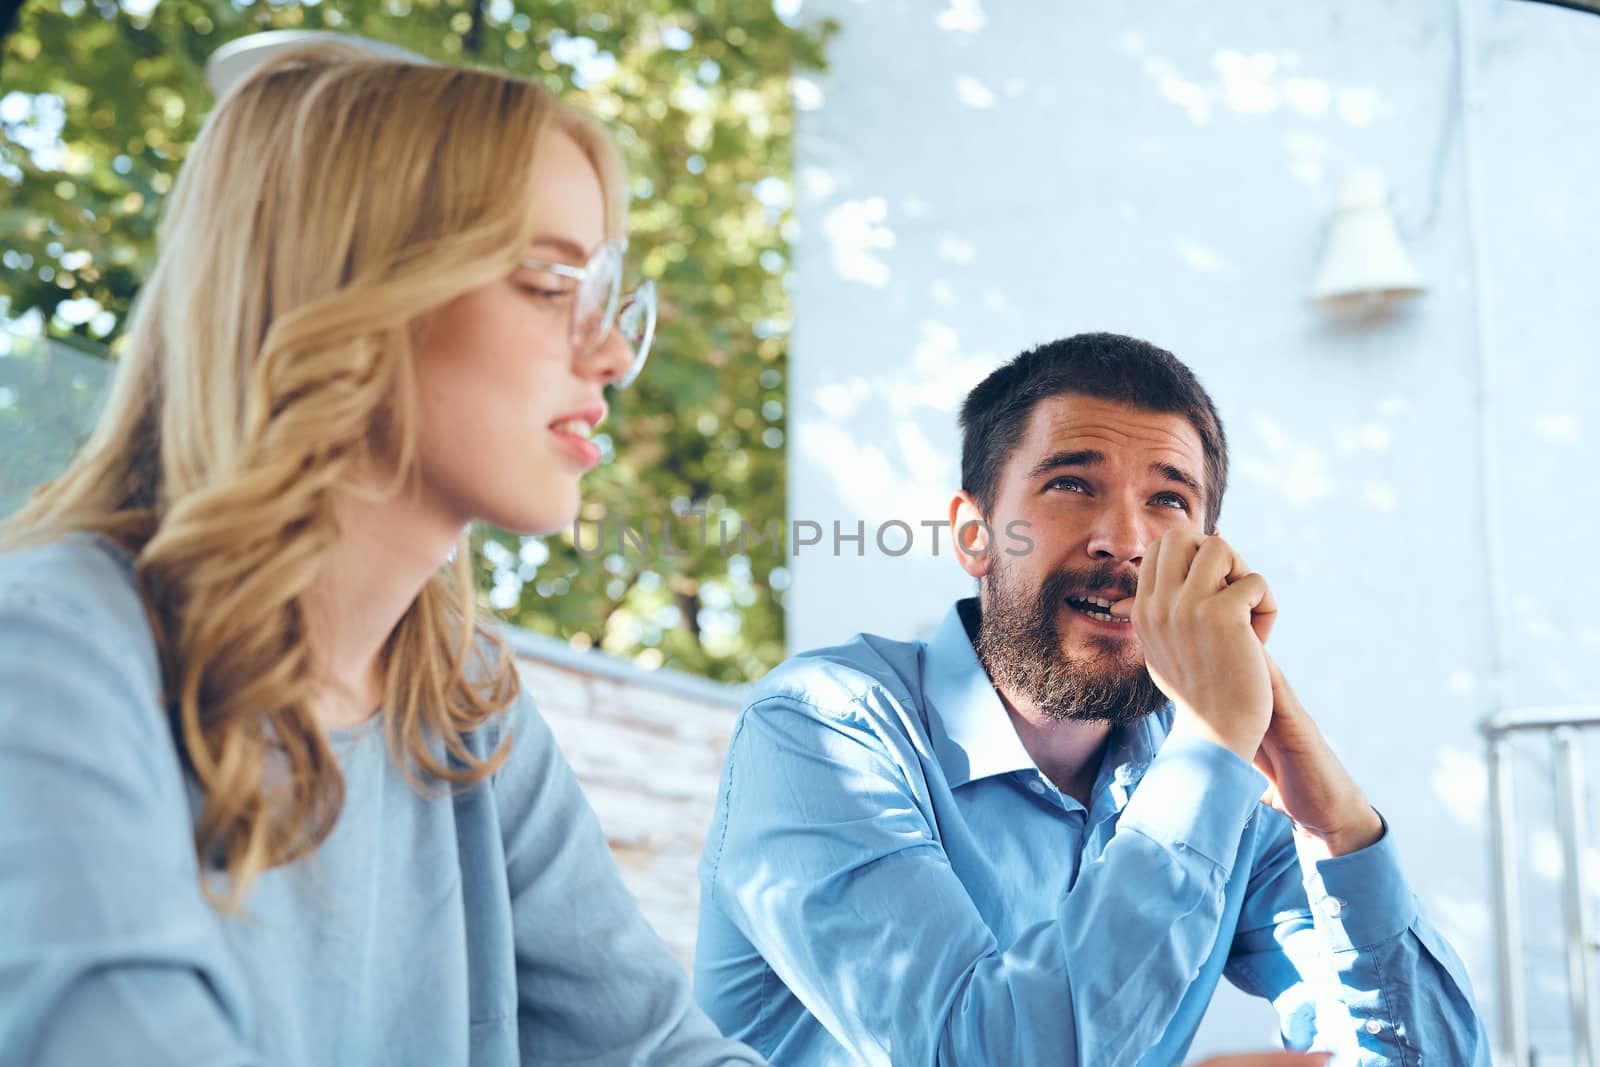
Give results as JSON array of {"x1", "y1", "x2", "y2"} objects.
[{"x1": 748, "y1": 629, "x2": 928, "y2": 724}]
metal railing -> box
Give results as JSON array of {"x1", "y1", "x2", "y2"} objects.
[{"x1": 1486, "y1": 706, "x2": 1600, "y2": 1066}]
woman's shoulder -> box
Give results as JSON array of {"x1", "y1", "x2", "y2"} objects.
[
  {"x1": 462, "y1": 665, "x2": 544, "y2": 769},
  {"x1": 0, "y1": 530, "x2": 162, "y2": 691},
  {"x1": 0, "y1": 529, "x2": 142, "y2": 605}
]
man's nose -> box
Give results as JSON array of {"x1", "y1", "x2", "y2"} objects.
[{"x1": 1084, "y1": 502, "x2": 1151, "y2": 566}]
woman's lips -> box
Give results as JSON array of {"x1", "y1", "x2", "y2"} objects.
[{"x1": 549, "y1": 425, "x2": 601, "y2": 469}]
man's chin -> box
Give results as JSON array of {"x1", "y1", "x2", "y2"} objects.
[
  {"x1": 1038, "y1": 674, "x2": 1167, "y2": 725},
  {"x1": 1038, "y1": 644, "x2": 1162, "y2": 723},
  {"x1": 1058, "y1": 626, "x2": 1142, "y2": 667}
]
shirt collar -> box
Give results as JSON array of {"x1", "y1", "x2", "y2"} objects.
[
  {"x1": 922, "y1": 597, "x2": 1172, "y2": 797},
  {"x1": 922, "y1": 598, "x2": 1039, "y2": 789}
]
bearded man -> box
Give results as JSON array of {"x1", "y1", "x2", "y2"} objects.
[{"x1": 693, "y1": 333, "x2": 1488, "y2": 1066}]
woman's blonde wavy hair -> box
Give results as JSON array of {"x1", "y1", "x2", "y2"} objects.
[{"x1": 1, "y1": 41, "x2": 627, "y2": 908}]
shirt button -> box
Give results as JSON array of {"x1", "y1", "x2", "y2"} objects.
[
  {"x1": 1321, "y1": 896, "x2": 1345, "y2": 918},
  {"x1": 1028, "y1": 778, "x2": 1048, "y2": 795},
  {"x1": 1364, "y1": 1018, "x2": 1384, "y2": 1035}
]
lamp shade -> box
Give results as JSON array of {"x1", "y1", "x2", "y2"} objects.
[
  {"x1": 1308, "y1": 167, "x2": 1426, "y2": 314},
  {"x1": 205, "y1": 30, "x2": 428, "y2": 97}
]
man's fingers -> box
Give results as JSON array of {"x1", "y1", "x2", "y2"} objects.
[
  {"x1": 1125, "y1": 532, "x2": 1270, "y2": 627},
  {"x1": 1252, "y1": 607, "x2": 1276, "y2": 645},
  {"x1": 1253, "y1": 742, "x2": 1278, "y2": 781},
  {"x1": 1263, "y1": 650, "x2": 1303, "y2": 715},
  {"x1": 1168, "y1": 534, "x2": 1276, "y2": 641},
  {"x1": 1212, "y1": 572, "x2": 1278, "y2": 630},
  {"x1": 1264, "y1": 648, "x2": 1286, "y2": 692},
  {"x1": 1253, "y1": 738, "x2": 1292, "y2": 813},
  {"x1": 1131, "y1": 533, "x2": 1162, "y2": 616},
  {"x1": 1199, "y1": 536, "x2": 1276, "y2": 643},
  {"x1": 1151, "y1": 528, "x2": 1205, "y2": 604},
  {"x1": 1185, "y1": 533, "x2": 1255, "y2": 596},
  {"x1": 1141, "y1": 534, "x2": 1161, "y2": 591}
]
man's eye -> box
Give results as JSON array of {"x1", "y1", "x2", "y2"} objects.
[
  {"x1": 1046, "y1": 477, "x2": 1087, "y2": 494},
  {"x1": 1153, "y1": 492, "x2": 1190, "y2": 511}
]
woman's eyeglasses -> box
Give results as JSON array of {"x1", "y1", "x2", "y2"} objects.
[{"x1": 520, "y1": 239, "x2": 656, "y2": 388}]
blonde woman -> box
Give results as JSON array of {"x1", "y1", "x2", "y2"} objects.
[{"x1": 0, "y1": 42, "x2": 760, "y2": 1067}]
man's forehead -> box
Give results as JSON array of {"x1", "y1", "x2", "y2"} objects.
[{"x1": 1021, "y1": 394, "x2": 1204, "y2": 459}]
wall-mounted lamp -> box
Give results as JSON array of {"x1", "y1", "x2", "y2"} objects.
[{"x1": 1309, "y1": 167, "x2": 1427, "y2": 315}]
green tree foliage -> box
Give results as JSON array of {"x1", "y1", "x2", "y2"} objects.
[{"x1": 1, "y1": 0, "x2": 835, "y2": 682}]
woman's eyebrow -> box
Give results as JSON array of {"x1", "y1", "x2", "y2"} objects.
[{"x1": 524, "y1": 235, "x2": 590, "y2": 265}]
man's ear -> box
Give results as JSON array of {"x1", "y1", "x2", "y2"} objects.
[{"x1": 948, "y1": 490, "x2": 994, "y2": 579}]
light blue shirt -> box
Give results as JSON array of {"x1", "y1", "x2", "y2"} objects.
[
  {"x1": 0, "y1": 534, "x2": 764, "y2": 1067},
  {"x1": 694, "y1": 598, "x2": 1488, "y2": 1065}
]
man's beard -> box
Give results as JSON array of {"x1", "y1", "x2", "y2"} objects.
[{"x1": 972, "y1": 557, "x2": 1167, "y2": 725}]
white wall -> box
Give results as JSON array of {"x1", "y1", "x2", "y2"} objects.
[{"x1": 785, "y1": 0, "x2": 1600, "y2": 1058}]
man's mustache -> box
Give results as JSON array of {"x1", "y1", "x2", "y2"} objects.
[{"x1": 1041, "y1": 563, "x2": 1139, "y2": 603}]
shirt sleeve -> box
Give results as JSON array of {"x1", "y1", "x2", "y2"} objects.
[
  {"x1": 1224, "y1": 808, "x2": 1491, "y2": 1065},
  {"x1": 0, "y1": 579, "x2": 259, "y2": 1067},
  {"x1": 491, "y1": 691, "x2": 766, "y2": 1066},
  {"x1": 700, "y1": 687, "x2": 1269, "y2": 1066}
]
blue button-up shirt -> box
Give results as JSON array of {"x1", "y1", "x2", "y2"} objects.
[{"x1": 694, "y1": 599, "x2": 1488, "y2": 1065}]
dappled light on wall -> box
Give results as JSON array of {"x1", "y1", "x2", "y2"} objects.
[{"x1": 822, "y1": 195, "x2": 894, "y2": 287}]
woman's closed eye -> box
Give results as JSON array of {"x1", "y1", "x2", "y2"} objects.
[{"x1": 516, "y1": 271, "x2": 577, "y2": 300}]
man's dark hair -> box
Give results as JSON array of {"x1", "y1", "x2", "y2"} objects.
[{"x1": 959, "y1": 332, "x2": 1228, "y2": 532}]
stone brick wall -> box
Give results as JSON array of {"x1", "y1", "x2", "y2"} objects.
[{"x1": 505, "y1": 628, "x2": 746, "y2": 965}]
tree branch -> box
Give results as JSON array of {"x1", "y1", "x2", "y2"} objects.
[
  {"x1": 0, "y1": 0, "x2": 28, "y2": 77},
  {"x1": 462, "y1": 0, "x2": 485, "y2": 56}
]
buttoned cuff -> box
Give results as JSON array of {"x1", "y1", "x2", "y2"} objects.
[
  {"x1": 1301, "y1": 812, "x2": 1418, "y2": 953},
  {"x1": 1118, "y1": 732, "x2": 1267, "y2": 876}
]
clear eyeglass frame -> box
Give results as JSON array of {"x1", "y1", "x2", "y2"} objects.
[{"x1": 520, "y1": 239, "x2": 657, "y2": 388}]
